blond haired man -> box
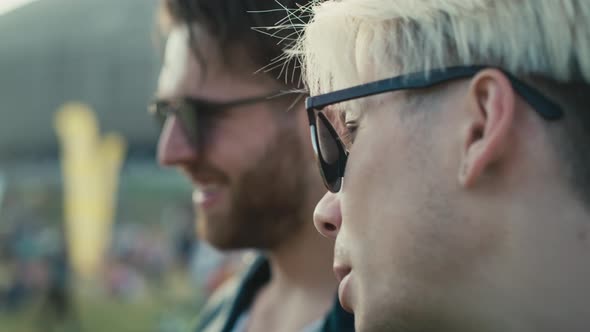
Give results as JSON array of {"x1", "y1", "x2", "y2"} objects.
[{"x1": 291, "y1": 1, "x2": 590, "y2": 331}]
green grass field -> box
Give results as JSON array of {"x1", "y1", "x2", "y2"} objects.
[{"x1": 0, "y1": 274, "x2": 203, "y2": 332}]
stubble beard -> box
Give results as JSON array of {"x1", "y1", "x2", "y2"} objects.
[{"x1": 196, "y1": 126, "x2": 309, "y2": 251}]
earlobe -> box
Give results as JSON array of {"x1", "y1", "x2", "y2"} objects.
[{"x1": 458, "y1": 69, "x2": 516, "y2": 188}]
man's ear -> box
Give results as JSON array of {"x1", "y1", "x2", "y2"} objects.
[{"x1": 459, "y1": 69, "x2": 516, "y2": 188}]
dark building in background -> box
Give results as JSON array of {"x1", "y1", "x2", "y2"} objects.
[{"x1": 0, "y1": 0, "x2": 161, "y2": 162}]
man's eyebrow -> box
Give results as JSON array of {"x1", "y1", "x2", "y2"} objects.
[
  {"x1": 325, "y1": 103, "x2": 361, "y2": 121},
  {"x1": 322, "y1": 105, "x2": 340, "y2": 122}
]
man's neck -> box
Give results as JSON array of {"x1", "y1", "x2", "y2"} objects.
[
  {"x1": 267, "y1": 221, "x2": 336, "y2": 293},
  {"x1": 245, "y1": 219, "x2": 337, "y2": 332}
]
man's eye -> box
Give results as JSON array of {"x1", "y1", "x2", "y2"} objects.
[{"x1": 340, "y1": 122, "x2": 358, "y2": 150}]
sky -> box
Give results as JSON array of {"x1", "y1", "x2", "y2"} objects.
[{"x1": 0, "y1": 0, "x2": 40, "y2": 16}]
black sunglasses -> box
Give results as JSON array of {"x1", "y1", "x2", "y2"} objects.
[
  {"x1": 306, "y1": 65, "x2": 565, "y2": 193},
  {"x1": 148, "y1": 91, "x2": 304, "y2": 150}
]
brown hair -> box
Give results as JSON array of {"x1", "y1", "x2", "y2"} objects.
[{"x1": 160, "y1": 0, "x2": 312, "y2": 87}]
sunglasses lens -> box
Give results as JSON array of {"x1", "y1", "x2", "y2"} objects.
[
  {"x1": 317, "y1": 114, "x2": 339, "y2": 163},
  {"x1": 316, "y1": 112, "x2": 344, "y2": 192},
  {"x1": 175, "y1": 104, "x2": 200, "y2": 145}
]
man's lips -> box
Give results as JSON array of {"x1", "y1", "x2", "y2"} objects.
[
  {"x1": 192, "y1": 185, "x2": 223, "y2": 209},
  {"x1": 180, "y1": 168, "x2": 228, "y2": 206},
  {"x1": 334, "y1": 264, "x2": 354, "y2": 313},
  {"x1": 333, "y1": 264, "x2": 352, "y2": 283}
]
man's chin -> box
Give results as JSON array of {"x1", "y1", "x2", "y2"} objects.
[
  {"x1": 201, "y1": 233, "x2": 259, "y2": 251},
  {"x1": 198, "y1": 217, "x2": 283, "y2": 251},
  {"x1": 203, "y1": 237, "x2": 242, "y2": 251},
  {"x1": 196, "y1": 214, "x2": 227, "y2": 246},
  {"x1": 195, "y1": 214, "x2": 245, "y2": 249}
]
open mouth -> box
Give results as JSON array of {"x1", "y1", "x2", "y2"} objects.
[{"x1": 192, "y1": 185, "x2": 223, "y2": 209}]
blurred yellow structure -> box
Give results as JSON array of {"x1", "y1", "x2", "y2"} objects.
[{"x1": 54, "y1": 102, "x2": 126, "y2": 280}]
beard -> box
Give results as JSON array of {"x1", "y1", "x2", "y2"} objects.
[{"x1": 195, "y1": 124, "x2": 310, "y2": 250}]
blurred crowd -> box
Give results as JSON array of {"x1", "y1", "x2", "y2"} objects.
[{"x1": 0, "y1": 171, "x2": 245, "y2": 332}]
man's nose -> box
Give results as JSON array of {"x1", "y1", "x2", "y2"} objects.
[
  {"x1": 157, "y1": 116, "x2": 198, "y2": 166},
  {"x1": 313, "y1": 191, "x2": 342, "y2": 239}
]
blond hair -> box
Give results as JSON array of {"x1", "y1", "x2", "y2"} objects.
[
  {"x1": 280, "y1": 0, "x2": 590, "y2": 204},
  {"x1": 288, "y1": 0, "x2": 590, "y2": 95}
]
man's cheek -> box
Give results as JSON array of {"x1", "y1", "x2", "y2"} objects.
[{"x1": 399, "y1": 214, "x2": 507, "y2": 286}]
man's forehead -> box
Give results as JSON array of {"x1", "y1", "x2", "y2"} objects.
[
  {"x1": 156, "y1": 25, "x2": 278, "y2": 101},
  {"x1": 157, "y1": 26, "x2": 192, "y2": 99}
]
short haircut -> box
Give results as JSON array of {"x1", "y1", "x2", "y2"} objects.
[
  {"x1": 160, "y1": 0, "x2": 312, "y2": 87},
  {"x1": 293, "y1": 0, "x2": 589, "y2": 93},
  {"x1": 290, "y1": 0, "x2": 590, "y2": 204}
]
